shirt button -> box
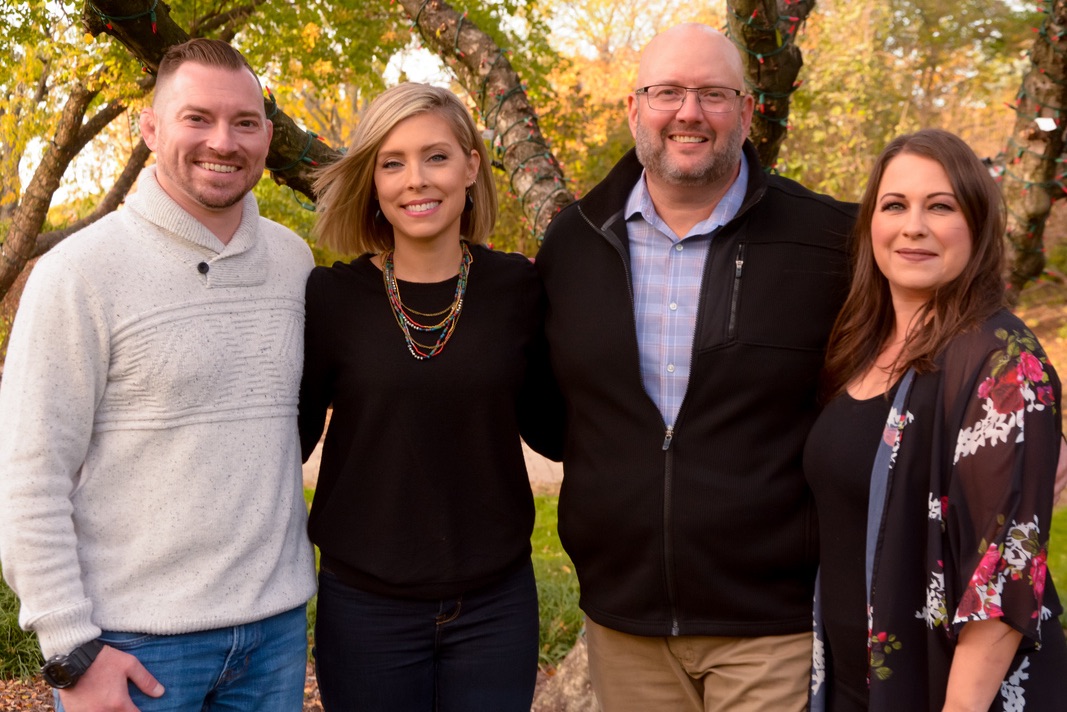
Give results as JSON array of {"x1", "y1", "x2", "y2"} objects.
[
  {"x1": 674, "y1": 244, "x2": 684, "y2": 252},
  {"x1": 667, "y1": 364, "x2": 676, "y2": 373},
  {"x1": 197, "y1": 262, "x2": 210, "y2": 274},
  {"x1": 669, "y1": 302, "x2": 678, "y2": 311}
]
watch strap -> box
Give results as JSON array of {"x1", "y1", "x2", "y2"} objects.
[
  {"x1": 69, "y1": 638, "x2": 104, "y2": 669},
  {"x1": 41, "y1": 638, "x2": 104, "y2": 688}
]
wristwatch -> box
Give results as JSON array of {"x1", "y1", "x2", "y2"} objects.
[{"x1": 40, "y1": 639, "x2": 104, "y2": 689}]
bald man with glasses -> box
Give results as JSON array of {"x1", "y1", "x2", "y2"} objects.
[{"x1": 536, "y1": 23, "x2": 856, "y2": 711}]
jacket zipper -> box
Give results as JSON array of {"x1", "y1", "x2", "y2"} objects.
[
  {"x1": 662, "y1": 425, "x2": 679, "y2": 635},
  {"x1": 579, "y1": 205, "x2": 723, "y2": 638},
  {"x1": 727, "y1": 243, "x2": 745, "y2": 338}
]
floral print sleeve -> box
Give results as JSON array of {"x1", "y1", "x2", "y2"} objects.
[{"x1": 944, "y1": 324, "x2": 1060, "y2": 640}]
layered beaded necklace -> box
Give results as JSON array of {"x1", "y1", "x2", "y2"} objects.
[{"x1": 382, "y1": 242, "x2": 472, "y2": 360}]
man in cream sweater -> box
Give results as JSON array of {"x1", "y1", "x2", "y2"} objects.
[{"x1": 0, "y1": 39, "x2": 316, "y2": 711}]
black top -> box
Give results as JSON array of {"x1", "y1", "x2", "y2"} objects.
[
  {"x1": 804, "y1": 387, "x2": 895, "y2": 710},
  {"x1": 805, "y1": 311, "x2": 1067, "y2": 711},
  {"x1": 298, "y1": 244, "x2": 561, "y2": 599}
]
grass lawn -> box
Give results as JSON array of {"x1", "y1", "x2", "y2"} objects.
[
  {"x1": 1049, "y1": 506, "x2": 1067, "y2": 627},
  {"x1": 532, "y1": 496, "x2": 582, "y2": 667}
]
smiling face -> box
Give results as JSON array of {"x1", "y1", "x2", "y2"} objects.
[
  {"x1": 628, "y1": 25, "x2": 753, "y2": 190},
  {"x1": 373, "y1": 111, "x2": 480, "y2": 251},
  {"x1": 871, "y1": 153, "x2": 974, "y2": 304},
  {"x1": 140, "y1": 62, "x2": 272, "y2": 234}
]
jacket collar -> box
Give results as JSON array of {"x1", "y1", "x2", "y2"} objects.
[{"x1": 577, "y1": 140, "x2": 768, "y2": 232}]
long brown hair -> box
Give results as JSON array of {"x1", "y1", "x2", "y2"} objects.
[{"x1": 821, "y1": 129, "x2": 1006, "y2": 401}]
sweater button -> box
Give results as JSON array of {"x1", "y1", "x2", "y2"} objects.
[{"x1": 197, "y1": 262, "x2": 210, "y2": 274}]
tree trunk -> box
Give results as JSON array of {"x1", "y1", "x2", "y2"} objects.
[
  {"x1": 726, "y1": 0, "x2": 816, "y2": 169},
  {"x1": 396, "y1": 0, "x2": 574, "y2": 241},
  {"x1": 0, "y1": 84, "x2": 111, "y2": 298},
  {"x1": 33, "y1": 139, "x2": 152, "y2": 257},
  {"x1": 84, "y1": 0, "x2": 575, "y2": 243},
  {"x1": 82, "y1": 0, "x2": 342, "y2": 200},
  {"x1": 1000, "y1": 0, "x2": 1067, "y2": 299}
]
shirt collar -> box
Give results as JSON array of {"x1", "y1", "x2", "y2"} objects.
[{"x1": 624, "y1": 152, "x2": 750, "y2": 240}]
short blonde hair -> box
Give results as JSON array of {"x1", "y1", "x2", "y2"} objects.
[{"x1": 313, "y1": 83, "x2": 497, "y2": 255}]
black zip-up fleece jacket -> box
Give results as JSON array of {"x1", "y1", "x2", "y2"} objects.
[{"x1": 536, "y1": 143, "x2": 857, "y2": 637}]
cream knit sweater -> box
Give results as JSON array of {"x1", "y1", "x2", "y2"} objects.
[{"x1": 0, "y1": 167, "x2": 317, "y2": 657}]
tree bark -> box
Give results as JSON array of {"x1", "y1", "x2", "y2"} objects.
[
  {"x1": 1000, "y1": 0, "x2": 1067, "y2": 299},
  {"x1": 33, "y1": 139, "x2": 152, "y2": 257},
  {"x1": 397, "y1": 0, "x2": 574, "y2": 240},
  {"x1": 726, "y1": 0, "x2": 816, "y2": 169},
  {"x1": 82, "y1": 0, "x2": 342, "y2": 200},
  {"x1": 82, "y1": 0, "x2": 576, "y2": 242},
  {"x1": 0, "y1": 84, "x2": 104, "y2": 298}
]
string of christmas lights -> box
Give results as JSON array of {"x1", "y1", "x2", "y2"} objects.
[
  {"x1": 997, "y1": 0, "x2": 1067, "y2": 283},
  {"x1": 89, "y1": 0, "x2": 159, "y2": 33},
  {"x1": 723, "y1": 2, "x2": 810, "y2": 144},
  {"x1": 404, "y1": 0, "x2": 568, "y2": 243}
]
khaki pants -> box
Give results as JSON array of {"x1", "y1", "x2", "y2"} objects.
[{"x1": 585, "y1": 616, "x2": 811, "y2": 712}]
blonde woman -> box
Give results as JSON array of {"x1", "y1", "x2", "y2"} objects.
[{"x1": 298, "y1": 83, "x2": 560, "y2": 711}]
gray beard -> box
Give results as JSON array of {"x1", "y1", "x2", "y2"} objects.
[{"x1": 634, "y1": 118, "x2": 745, "y2": 188}]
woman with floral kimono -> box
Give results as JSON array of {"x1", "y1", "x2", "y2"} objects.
[{"x1": 804, "y1": 128, "x2": 1067, "y2": 711}]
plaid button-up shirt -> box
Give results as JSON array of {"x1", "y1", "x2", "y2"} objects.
[{"x1": 625, "y1": 155, "x2": 749, "y2": 426}]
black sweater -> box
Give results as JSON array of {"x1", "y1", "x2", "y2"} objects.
[
  {"x1": 298, "y1": 245, "x2": 561, "y2": 599},
  {"x1": 537, "y1": 144, "x2": 856, "y2": 637}
]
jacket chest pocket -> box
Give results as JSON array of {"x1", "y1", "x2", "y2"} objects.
[{"x1": 698, "y1": 242, "x2": 848, "y2": 352}]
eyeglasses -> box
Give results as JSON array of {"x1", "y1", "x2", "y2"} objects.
[{"x1": 635, "y1": 85, "x2": 744, "y2": 113}]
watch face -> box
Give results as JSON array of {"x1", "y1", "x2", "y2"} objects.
[{"x1": 42, "y1": 660, "x2": 76, "y2": 688}]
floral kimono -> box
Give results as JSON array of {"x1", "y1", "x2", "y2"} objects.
[{"x1": 809, "y1": 309, "x2": 1067, "y2": 710}]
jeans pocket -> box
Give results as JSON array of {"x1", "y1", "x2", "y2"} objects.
[{"x1": 97, "y1": 630, "x2": 156, "y2": 651}]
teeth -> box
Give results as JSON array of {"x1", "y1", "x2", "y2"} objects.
[
  {"x1": 200, "y1": 163, "x2": 238, "y2": 173},
  {"x1": 407, "y1": 201, "x2": 440, "y2": 212},
  {"x1": 671, "y1": 136, "x2": 707, "y2": 144}
]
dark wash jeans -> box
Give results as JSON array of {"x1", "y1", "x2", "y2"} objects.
[{"x1": 313, "y1": 559, "x2": 539, "y2": 711}]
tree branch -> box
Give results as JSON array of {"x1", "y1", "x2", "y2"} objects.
[
  {"x1": 82, "y1": 0, "x2": 342, "y2": 200},
  {"x1": 190, "y1": 1, "x2": 264, "y2": 39},
  {"x1": 33, "y1": 139, "x2": 152, "y2": 257},
  {"x1": 0, "y1": 83, "x2": 98, "y2": 297},
  {"x1": 398, "y1": 0, "x2": 574, "y2": 240}
]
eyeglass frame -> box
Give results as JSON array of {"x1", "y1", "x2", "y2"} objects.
[{"x1": 634, "y1": 85, "x2": 746, "y2": 113}]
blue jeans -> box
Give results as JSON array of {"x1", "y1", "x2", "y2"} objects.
[
  {"x1": 313, "y1": 560, "x2": 539, "y2": 712},
  {"x1": 57, "y1": 605, "x2": 307, "y2": 712}
]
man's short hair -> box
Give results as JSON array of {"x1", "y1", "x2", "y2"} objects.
[{"x1": 156, "y1": 38, "x2": 261, "y2": 91}]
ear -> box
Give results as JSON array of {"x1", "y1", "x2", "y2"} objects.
[
  {"x1": 739, "y1": 93, "x2": 755, "y2": 139},
  {"x1": 627, "y1": 93, "x2": 639, "y2": 140},
  {"x1": 141, "y1": 108, "x2": 159, "y2": 151},
  {"x1": 466, "y1": 148, "x2": 480, "y2": 184}
]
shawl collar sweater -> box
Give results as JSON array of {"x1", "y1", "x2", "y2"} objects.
[{"x1": 0, "y1": 167, "x2": 316, "y2": 657}]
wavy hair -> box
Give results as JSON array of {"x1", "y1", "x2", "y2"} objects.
[
  {"x1": 821, "y1": 128, "x2": 1006, "y2": 401},
  {"x1": 312, "y1": 83, "x2": 497, "y2": 255}
]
